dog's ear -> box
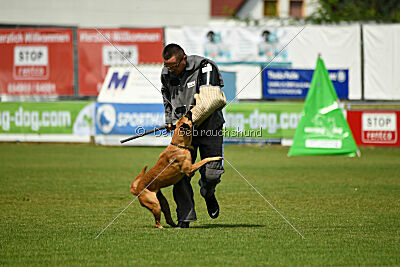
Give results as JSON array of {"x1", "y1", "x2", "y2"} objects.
[{"x1": 185, "y1": 110, "x2": 192, "y2": 120}]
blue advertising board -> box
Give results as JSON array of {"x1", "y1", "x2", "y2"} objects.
[
  {"x1": 262, "y1": 68, "x2": 349, "y2": 99},
  {"x1": 220, "y1": 71, "x2": 237, "y2": 103},
  {"x1": 95, "y1": 103, "x2": 166, "y2": 135}
]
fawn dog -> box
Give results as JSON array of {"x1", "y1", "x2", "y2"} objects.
[{"x1": 130, "y1": 111, "x2": 222, "y2": 228}]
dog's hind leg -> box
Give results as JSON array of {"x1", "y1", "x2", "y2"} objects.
[
  {"x1": 185, "y1": 157, "x2": 223, "y2": 177},
  {"x1": 138, "y1": 189, "x2": 163, "y2": 229},
  {"x1": 156, "y1": 191, "x2": 177, "y2": 227}
]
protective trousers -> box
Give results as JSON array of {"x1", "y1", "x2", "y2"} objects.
[{"x1": 173, "y1": 127, "x2": 224, "y2": 222}]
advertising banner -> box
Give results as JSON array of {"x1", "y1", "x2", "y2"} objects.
[
  {"x1": 223, "y1": 102, "x2": 303, "y2": 141},
  {"x1": 95, "y1": 102, "x2": 169, "y2": 146},
  {"x1": 78, "y1": 28, "x2": 164, "y2": 96},
  {"x1": 262, "y1": 68, "x2": 349, "y2": 99},
  {"x1": 94, "y1": 102, "x2": 303, "y2": 145},
  {"x1": 347, "y1": 110, "x2": 400, "y2": 146},
  {"x1": 0, "y1": 101, "x2": 94, "y2": 142},
  {"x1": 289, "y1": 58, "x2": 358, "y2": 156},
  {"x1": 219, "y1": 64, "x2": 262, "y2": 100},
  {"x1": 95, "y1": 102, "x2": 165, "y2": 135},
  {"x1": 285, "y1": 25, "x2": 361, "y2": 100},
  {"x1": 97, "y1": 66, "x2": 163, "y2": 104},
  {"x1": 175, "y1": 26, "x2": 292, "y2": 65},
  {"x1": 166, "y1": 25, "x2": 361, "y2": 99},
  {"x1": 0, "y1": 28, "x2": 74, "y2": 96},
  {"x1": 363, "y1": 25, "x2": 400, "y2": 100}
]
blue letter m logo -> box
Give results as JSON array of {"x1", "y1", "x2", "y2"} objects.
[{"x1": 108, "y1": 72, "x2": 129, "y2": 89}]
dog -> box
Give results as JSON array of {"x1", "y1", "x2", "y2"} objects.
[{"x1": 130, "y1": 111, "x2": 223, "y2": 228}]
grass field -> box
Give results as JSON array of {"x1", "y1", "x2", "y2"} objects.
[{"x1": 1, "y1": 143, "x2": 399, "y2": 266}]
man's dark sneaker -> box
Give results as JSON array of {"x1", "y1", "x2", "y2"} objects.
[
  {"x1": 175, "y1": 221, "x2": 190, "y2": 228},
  {"x1": 205, "y1": 194, "x2": 219, "y2": 219}
]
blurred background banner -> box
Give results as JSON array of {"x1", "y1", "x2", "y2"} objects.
[
  {"x1": 284, "y1": 25, "x2": 361, "y2": 100},
  {"x1": 363, "y1": 24, "x2": 400, "y2": 100},
  {"x1": 97, "y1": 66, "x2": 163, "y2": 104},
  {"x1": 95, "y1": 103, "x2": 165, "y2": 135},
  {"x1": 0, "y1": 101, "x2": 94, "y2": 142},
  {"x1": 166, "y1": 25, "x2": 361, "y2": 99},
  {"x1": 77, "y1": 28, "x2": 164, "y2": 96},
  {"x1": 94, "y1": 64, "x2": 166, "y2": 146},
  {"x1": 223, "y1": 102, "x2": 303, "y2": 141},
  {"x1": 0, "y1": 23, "x2": 399, "y2": 146},
  {"x1": 94, "y1": 102, "x2": 169, "y2": 146},
  {"x1": 218, "y1": 64, "x2": 262, "y2": 100},
  {"x1": 0, "y1": 28, "x2": 74, "y2": 96},
  {"x1": 347, "y1": 110, "x2": 400, "y2": 146},
  {"x1": 220, "y1": 71, "x2": 237, "y2": 102},
  {"x1": 262, "y1": 68, "x2": 348, "y2": 99},
  {"x1": 171, "y1": 26, "x2": 291, "y2": 64}
]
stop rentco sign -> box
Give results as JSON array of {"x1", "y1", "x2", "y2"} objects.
[{"x1": 362, "y1": 113, "x2": 397, "y2": 144}]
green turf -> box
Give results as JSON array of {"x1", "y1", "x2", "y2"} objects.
[{"x1": 0, "y1": 143, "x2": 399, "y2": 266}]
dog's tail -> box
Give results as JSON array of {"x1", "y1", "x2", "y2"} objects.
[{"x1": 130, "y1": 166, "x2": 147, "y2": 195}]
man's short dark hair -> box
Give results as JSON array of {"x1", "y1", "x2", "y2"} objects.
[
  {"x1": 207, "y1": 31, "x2": 215, "y2": 37},
  {"x1": 262, "y1": 30, "x2": 271, "y2": 37},
  {"x1": 163, "y1": 43, "x2": 185, "y2": 60}
]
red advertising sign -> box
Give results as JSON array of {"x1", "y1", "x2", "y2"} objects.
[
  {"x1": 78, "y1": 28, "x2": 164, "y2": 96},
  {"x1": 347, "y1": 110, "x2": 400, "y2": 146},
  {"x1": 0, "y1": 28, "x2": 74, "y2": 96}
]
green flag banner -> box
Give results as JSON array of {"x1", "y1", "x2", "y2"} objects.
[{"x1": 288, "y1": 58, "x2": 359, "y2": 156}]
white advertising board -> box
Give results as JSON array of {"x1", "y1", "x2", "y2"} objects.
[
  {"x1": 97, "y1": 65, "x2": 164, "y2": 103},
  {"x1": 364, "y1": 24, "x2": 400, "y2": 100}
]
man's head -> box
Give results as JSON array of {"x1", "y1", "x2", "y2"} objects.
[
  {"x1": 162, "y1": 43, "x2": 187, "y2": 75},
  {"x1": 262, "y1": 30, "x2": 270, "y2": 42},
  {"x1": 207, "y1": 31, "x2": 215, "y2": 42}
]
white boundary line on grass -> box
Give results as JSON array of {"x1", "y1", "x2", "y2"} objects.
[
  {"x1": 225, "y1": 158, "x2": 305, "y2": 239},
  {"x1": 94, "y1": 158, "x2": 176, "y2": 239}
]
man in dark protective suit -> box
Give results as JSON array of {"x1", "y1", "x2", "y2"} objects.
[{"x1": 161, "y1": 43, "x2": 225, "y2": 228}]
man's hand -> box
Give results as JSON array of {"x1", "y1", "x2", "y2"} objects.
[{"x1": 166, "y1": 123, "x2": 173, "y2": 132}]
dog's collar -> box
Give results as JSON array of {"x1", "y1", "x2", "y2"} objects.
[{"x1": 170, "y1": 143, "x2": 193, "y2": 152}]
